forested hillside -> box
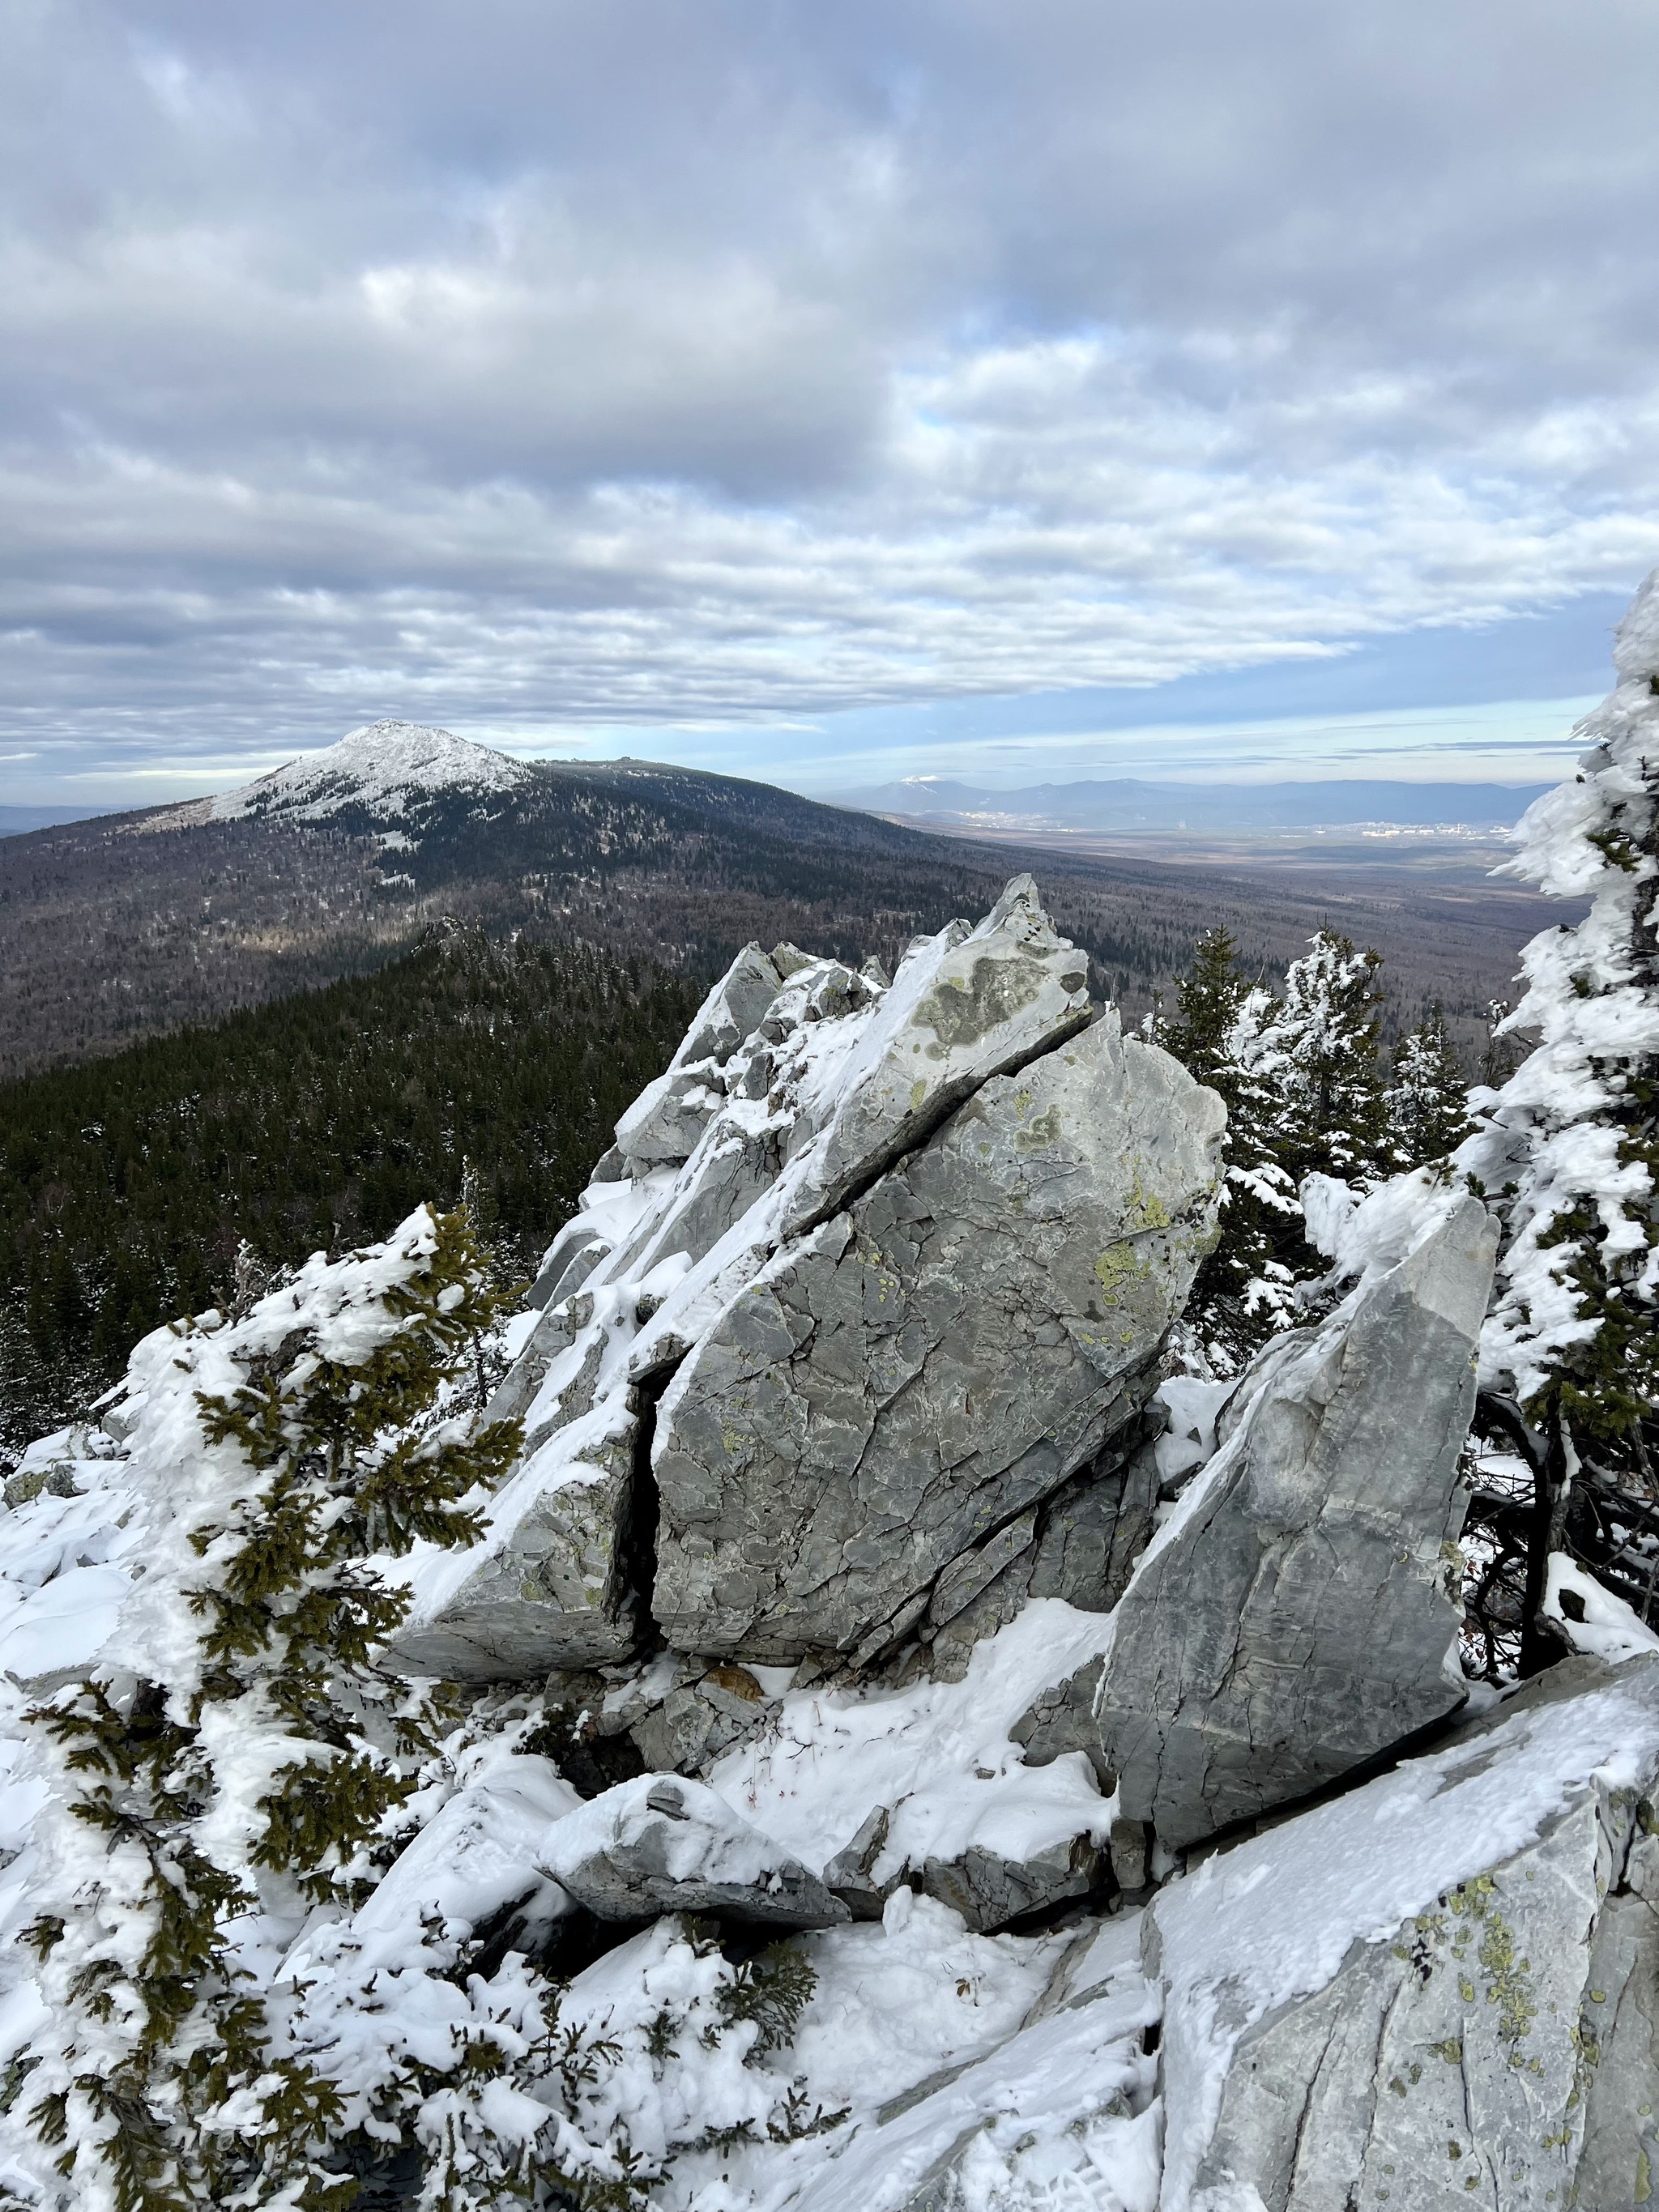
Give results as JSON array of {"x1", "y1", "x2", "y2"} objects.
[
  {"x1": 0, "y1": 928, "x2": 700, "y2": 1460},
  {"x1": 1, "y1": 742, "x2": 1563, "y2": 1076}
]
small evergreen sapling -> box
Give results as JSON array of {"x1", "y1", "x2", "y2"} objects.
[
  {"x1": 1170, "y1": 927, "x2": 1390, "y2": 1367},
  {"x1": 1167, "y1": 926, "x2": 1249, "y2": 1089},
  {"x1": 19, "y1": 1205, "x2": 520, "y2": 2211}
]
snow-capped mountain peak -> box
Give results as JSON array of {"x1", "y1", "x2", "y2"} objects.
[{"x1": 207, "y1": 720, "x2": 535, "y2": 823}]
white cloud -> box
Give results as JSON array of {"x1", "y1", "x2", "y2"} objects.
[{"x1": 2, "y1": 0, "x2": 1658, "y2": 795}]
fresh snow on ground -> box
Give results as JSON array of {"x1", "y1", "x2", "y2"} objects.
[{"x1": 706, "y1": 1600, "x2": 1120, "y2": 1878}]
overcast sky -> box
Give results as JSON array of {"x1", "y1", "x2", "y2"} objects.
[{"x1": 4, "y1": 0, "x2": 1658, "y2": 806}]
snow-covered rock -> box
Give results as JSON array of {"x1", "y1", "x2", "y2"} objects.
[
  {"x1": 1017, "y1": 1195, "x2": 1498, "y2": 1848},
  {"x1": 390, "y1": 1391, "x2": 645, "y2": 1676},
  {"x1": 650, "y1": 1007, "x2": 1223, "y2": 1660},
  {"x1": 390, "y1": 880, "x2": 1222, "y2": 1682},
  {"x1": 612, "y1": 942, "x2": 784, "y2": 1167},
  {"x1": 283, "y1": 1750, "x2": 582, "y2": 1984},
  {"x1": 539, "y1": 1772, "x2": 850, "y2": 1929},
  {"x1": 784, "y1": 1907, "x2": 1162, "y2": 2212},
  {"x1": 1151, "y1": 1653, "x2": 1659, "y2": 2212}
]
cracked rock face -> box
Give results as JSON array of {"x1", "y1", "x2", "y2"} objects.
[
  {"x1": 649, "y1": 1009, "x2": 1225, "y2": 1660},
  {"x1": 539, "y1": 1773, "x2": 850, "y2": 1929},
  {"x1": 1017, "y1": 1196, "x2": 1499, "y2": 1847},
  {"x1": 1153, "y1": 1656, "x2": 1659, "y2": 2212},
  {"x1": 776, "y1": 873, "x2": 1094, "y2": 1238},
  {"x1": 923, "y1": 1417, "x2": 1166, "y2": 1683}
]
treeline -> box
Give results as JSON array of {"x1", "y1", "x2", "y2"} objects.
[
  {"x1": 0, "y1": 928, "x2": 701, "y2": 1460},
  {"x1": 0, "y1": 910, "x2": 1487, "y2": 1464},
  {"x1": 1154, "y1": 925, "x2": 1483, "y2": 1370}
]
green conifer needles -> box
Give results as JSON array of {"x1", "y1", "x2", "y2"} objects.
[{"x1": 19, "y1": 1204, "x2": 520, "y2": 2212}]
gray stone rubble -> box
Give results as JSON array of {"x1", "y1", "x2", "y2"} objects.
[{"x1": 538, "y1": 1772, "x2": 849, "y2": 1929}]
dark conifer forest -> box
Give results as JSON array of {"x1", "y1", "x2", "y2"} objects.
[{"x1": 0, "y1": 928, "x2": 700, "y2": 1460}]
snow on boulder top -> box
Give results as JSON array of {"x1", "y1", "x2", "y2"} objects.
[
  {"x1": 205, "y1": 720, "x2": 535, "y2": 823},
  {"x1": 1612, "y1": 561, "x2": 1659, "y2": 682}
]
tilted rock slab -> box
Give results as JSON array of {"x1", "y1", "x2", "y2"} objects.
[
  {"x1": 650, "y1": 1010, "x2": 1225, "y2": 1660},
  {"x1": 775, "y1": 873, "x2": 1092, "y2": 1238},
  {"x1": 612, "y1": 942, "x2": 783, "y2": 1167},
  {"x1": 390, "y1": 1389, "x2": 644, "y2": 1677},
  {"x1": 1016, "y1": 1196, "x2": 1497, "y2": 1848},
  {"x1": 539, "y1": 1772, "x2": 849, "y2": 1929},
  {"x1": 1151, "y1": 1653, "x2": 1659, "y2": 2212}
]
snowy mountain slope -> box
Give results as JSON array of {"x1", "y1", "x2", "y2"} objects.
[
  {"x1": 2, "y1": 714, "x2": 1568, "y2": 1081},
  {"x1": 203, "y1": 719, "x2": 535, "y2": 823}
]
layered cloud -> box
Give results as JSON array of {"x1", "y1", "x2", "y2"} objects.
[{"x1": 4, "y1": 0, "x2": 1659, "y2": 795}]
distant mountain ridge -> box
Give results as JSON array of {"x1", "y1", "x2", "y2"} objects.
[
  {"x1": 0, "y1": 722, "x2": 1569, "y2": 1080},
  {"x1": 839, "y1": 774, "x2": 1554, "y2": 833},
  {"x1": 196, "y1": 719, "x2": 535, "y2": 824}
]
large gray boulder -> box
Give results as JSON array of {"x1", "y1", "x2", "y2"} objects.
[
  {"x1": 1152, "y1": 1654, "x2": 1659, "y2": 2212},
  {"x1": 649, "y1": 1010, "x2": 1225, "y2": 1660},
  {"x1": 1016, "y1": 1196, "x2": 1498, "y2": 1847},
  {"x1": 539, "y1": 1773, "x2": 849, "y2": 1929}
]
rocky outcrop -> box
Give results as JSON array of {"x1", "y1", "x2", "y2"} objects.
[
  {"x1": 650, "y1": 1008, "x2": 1224, "y2": 1660},
  {"x1": 1015, "y1": 1197, "x2": 1497, "y2": 1846},
  {"x1": 538, "y1": 1773, "x2": 849, "y2": 1929},
  {"x1": 1152, "y1": 1654, "x2": 1659, "y2": 2212},
  {"x1": 612, "y1": 943, "x2": 783, "y2": 1168},
  {"x1": 393, "y1": 879, "x2": 1222, "y2": 1683}
]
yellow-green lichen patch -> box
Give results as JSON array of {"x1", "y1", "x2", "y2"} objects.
[
  {"x1": 1094, "y1": 1245, "x2": 1151, "y2": 1298},
  {"x1": 914, "y1": 955, "x2": 1043, "y2": 1055},
  {"x1": 1014, "y1": 1104, "x2": 1064, "y2": 1152},
  {"x1": 1124, "y1": 1163, "x2": 1173, "y2": 1230}
]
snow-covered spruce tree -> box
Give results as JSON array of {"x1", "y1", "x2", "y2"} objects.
[
  {"x1": 1386, "y1": 1004, "x2": 1473, "y2": 1170},
  {"x1": 18, "y1": 1206, "x2": 521, "y2": 2211},
  {"x1": 1459, "y1": 570, "x2": 1659, "y2": 1655},
  {"x1": 1174, "y1": 927, "x2": 1389, "y2": 1367}
]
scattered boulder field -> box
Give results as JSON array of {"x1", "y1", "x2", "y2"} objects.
[{"x1": 2, "y1": 875, "x2": 1654, "y2": 2211}]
